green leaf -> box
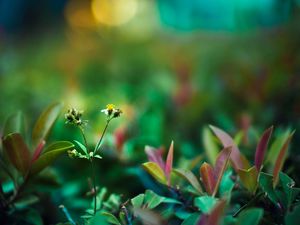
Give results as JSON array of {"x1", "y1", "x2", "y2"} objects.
[
  {"x1": 194, "y1": 196, "x2": 218, "y2": 213},
  {"x1": 94, "y1": 154, "x2": 102, "y2": 159},
  {"x1": 133, "y1": 208, "x2": 164, "y2": 225},
  {"x1": 142, "y1": 162, "x2": 167, "y2": 185},
  {"x1": 219, "y1": 170, "x2": 235, "y2": 197},
  {"x1": 119, "y1": 211, "x2": 127, "y2": 225},
  {"x1": 233, "y1": 131, "x2": 244, "y2": 146},
  {"x1": 24, "y1": 209, "x2": 43, "y2": 225},
  {"x1": 236, "y1": 208, "x2": 263, "y2": 225},
  {"x1": 2, "y1": 133, "x2": 31, "y2": 175},
  {"x1": 273, "y1": 131, "x2": 294, "y2": 188},
  {"x1": 3, "y1": 111, "x2": 25, "y2": 137},
  {"x1": 29, "y1": 141, "x2": 74, "y2": 176},
  {"x1": 144, "y1": 189, "x2": 165, "y2": 209},
  {"x1": 181, "y1": 213, "x2": 201, "y2": 225},
  {"x1": 73, "y1": 140, "x2": 88, "y2": 155},
  {"x1": 173, "y1": 168, "x2": 203, "y2": 194},
  {"x1": 96, "y1": 187, "x2": 108, "y2": 209},
  {"x1": 144, "y1": 189, "x2": 180, "y2": 209},
  {"x1": 202, "y1": 127, "x2": 219, "y2": 165},
  {"x1": 259, "y1": 172, "x2": 279, "y2": 205},
  {"x1": 89, "y1": 213, "x2": 110, "y2": 225},
  {"x1": 14, "y1": 195, "x2": 39, "y2": 209},
  {"x1": 101, "y1": 212, "x2": 121, "y2": 225},
  {"x1": 238, "y1": 166, "x2": 258, "y2": 194},
  {"x1": 197, "y1": 199, "x2": 227, "y2": 225},
  {"x1": 266, "y1": 129, "x2": 290, "y2": 166},
  {"x1": 131, "y1": 194, "x2": 145, "y2": 208},
  {"x1": 279, "y1": 172, "x2": 300, "y2": 208},
  {"x1": 32, "y1": 102, "x2": 63, "y2": 149},
  {"x1": 285, "y1": 204, "x2": 300, "y2": 225}
]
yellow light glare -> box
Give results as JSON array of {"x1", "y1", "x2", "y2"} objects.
[{"x1": 91, "y1": 0, "x2": 138, "y2": 26}]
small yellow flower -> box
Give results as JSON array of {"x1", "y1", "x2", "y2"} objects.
[
  {"x1": 101, "y1": 104, "x2": 122, "y2": 118},
  {"x1": 101, "y1": 104, "x2": 116, "y2": 116},
  {"x1": 106, "y1": 104, "x2": 115, "y2": 111}
]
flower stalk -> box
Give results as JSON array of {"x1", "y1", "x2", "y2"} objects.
[{"x1": 65, "y1": 104, "x2": 122, "y2": 215}]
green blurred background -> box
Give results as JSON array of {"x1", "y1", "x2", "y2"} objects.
[{"x1": 1, "y1": 0, "x2": 300, "y2": 223}]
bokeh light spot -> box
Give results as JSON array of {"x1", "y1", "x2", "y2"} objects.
[{"x1": 91, "y1": 0, "x2": 138, "y2": 26}]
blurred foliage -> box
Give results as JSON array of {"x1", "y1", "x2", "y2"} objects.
[{"x1": 1, "y1": 0, "x2": 300, "y2": 224}]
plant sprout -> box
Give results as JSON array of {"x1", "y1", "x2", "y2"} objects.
[{"x1": 65, "y1": 104, "x2": 122, "y2": 215}]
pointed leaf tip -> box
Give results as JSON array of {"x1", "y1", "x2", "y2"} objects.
[
  {"x1": 165, "y1": 141, "x2": 174, "y2": 186},
  {"x1": 32, "y1": 102, "x2": 63, "y2": 149},
  {"x1": 145, "y1": 145, "x2": 165, "y2": 171},
  {"x1": 142, "y1": 162, "x2": 167, "y2": 185},
  {"x1": 273, "y1": 131, "x2": 295, "y2": 188},
  {"x1": 213, "y1": 147, "x2": 232, "y2": 196},
  {"x1": 2, "y1": 133, "x2": 31, "y2": 176},
  {"x1": 255, "y1": 126, "x2": 273, "y2": 171},
  {"x1": 209, "y1": 125, "x2": 250, "y2": 171},
  {"x1": 200, "y1": 162, "x2": 216, "y2": 195}
]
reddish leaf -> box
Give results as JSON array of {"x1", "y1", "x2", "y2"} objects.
[
  {"x1": 145, "y1": 146, "x2": 165, "y2": 171},
  {"x1": 209, "y1": 125, "x2": 250, "y2": 171},
  {"x1": 31, "y1": 140, "x2": 46, "y2": 162},
  {"x1": 165, "y1": 141, "x2": 174, "y2": 185},
  {"x1": 200, "y1": 162, "x2": 216, "y2": 195},
  {"x1": 2, "y1": 133, "x2": 31, "y2": 176},
  {"x1": 213, "y1": 147, "x2": 232, "y2": 196},
  {"x1": 255, "y1": 126, "x2": 273, "y2": 171},
  {"x1": 197, "y1": 199, "x2": 227, "y2": 225},
  {"x1": 273, "y1": 131, "x2": 294, "y2": 188}
]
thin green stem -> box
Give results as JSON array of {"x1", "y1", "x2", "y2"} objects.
[
  {"x1": 79, "y1": 126, "x2": 88, "y2": 149},
  {"x1": 79, "y1": 126, "x2": 97, "y2": 215},
  {"x1": 94, "y1": 119, "x2": 111, "y2": 154},
  {"x1": 91, "y1": 159, "x2": 97, "y2": 215}
]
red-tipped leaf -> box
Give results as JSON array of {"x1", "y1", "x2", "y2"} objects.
[
  {"x1": 213, "y1": 147, "x2": 232, "y2": 196},
  {"x1": 165, "y1": 141, "x2": 174, "y2": 185},
  {"x1": 145, "y1": 146, "x2": 165, "y2": 171},
  {"x1": 31, "y1": 140, "x2": 46, "y2": 162},
  {"x1": 255, "y1": 126, "x2": 273, "y2": 171},
  {"x1": 2, "y1": 133, "x2": 31, "y2": 176},
  {"x1": 209, "y1": 125, "x2": 250, "y2": 170},
  {"x1": 273, "y1": 131, "x2": 294, "y2": 188},
  {"x1": 200, "y1": 162, "x2": 216, "y2": 195}
]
